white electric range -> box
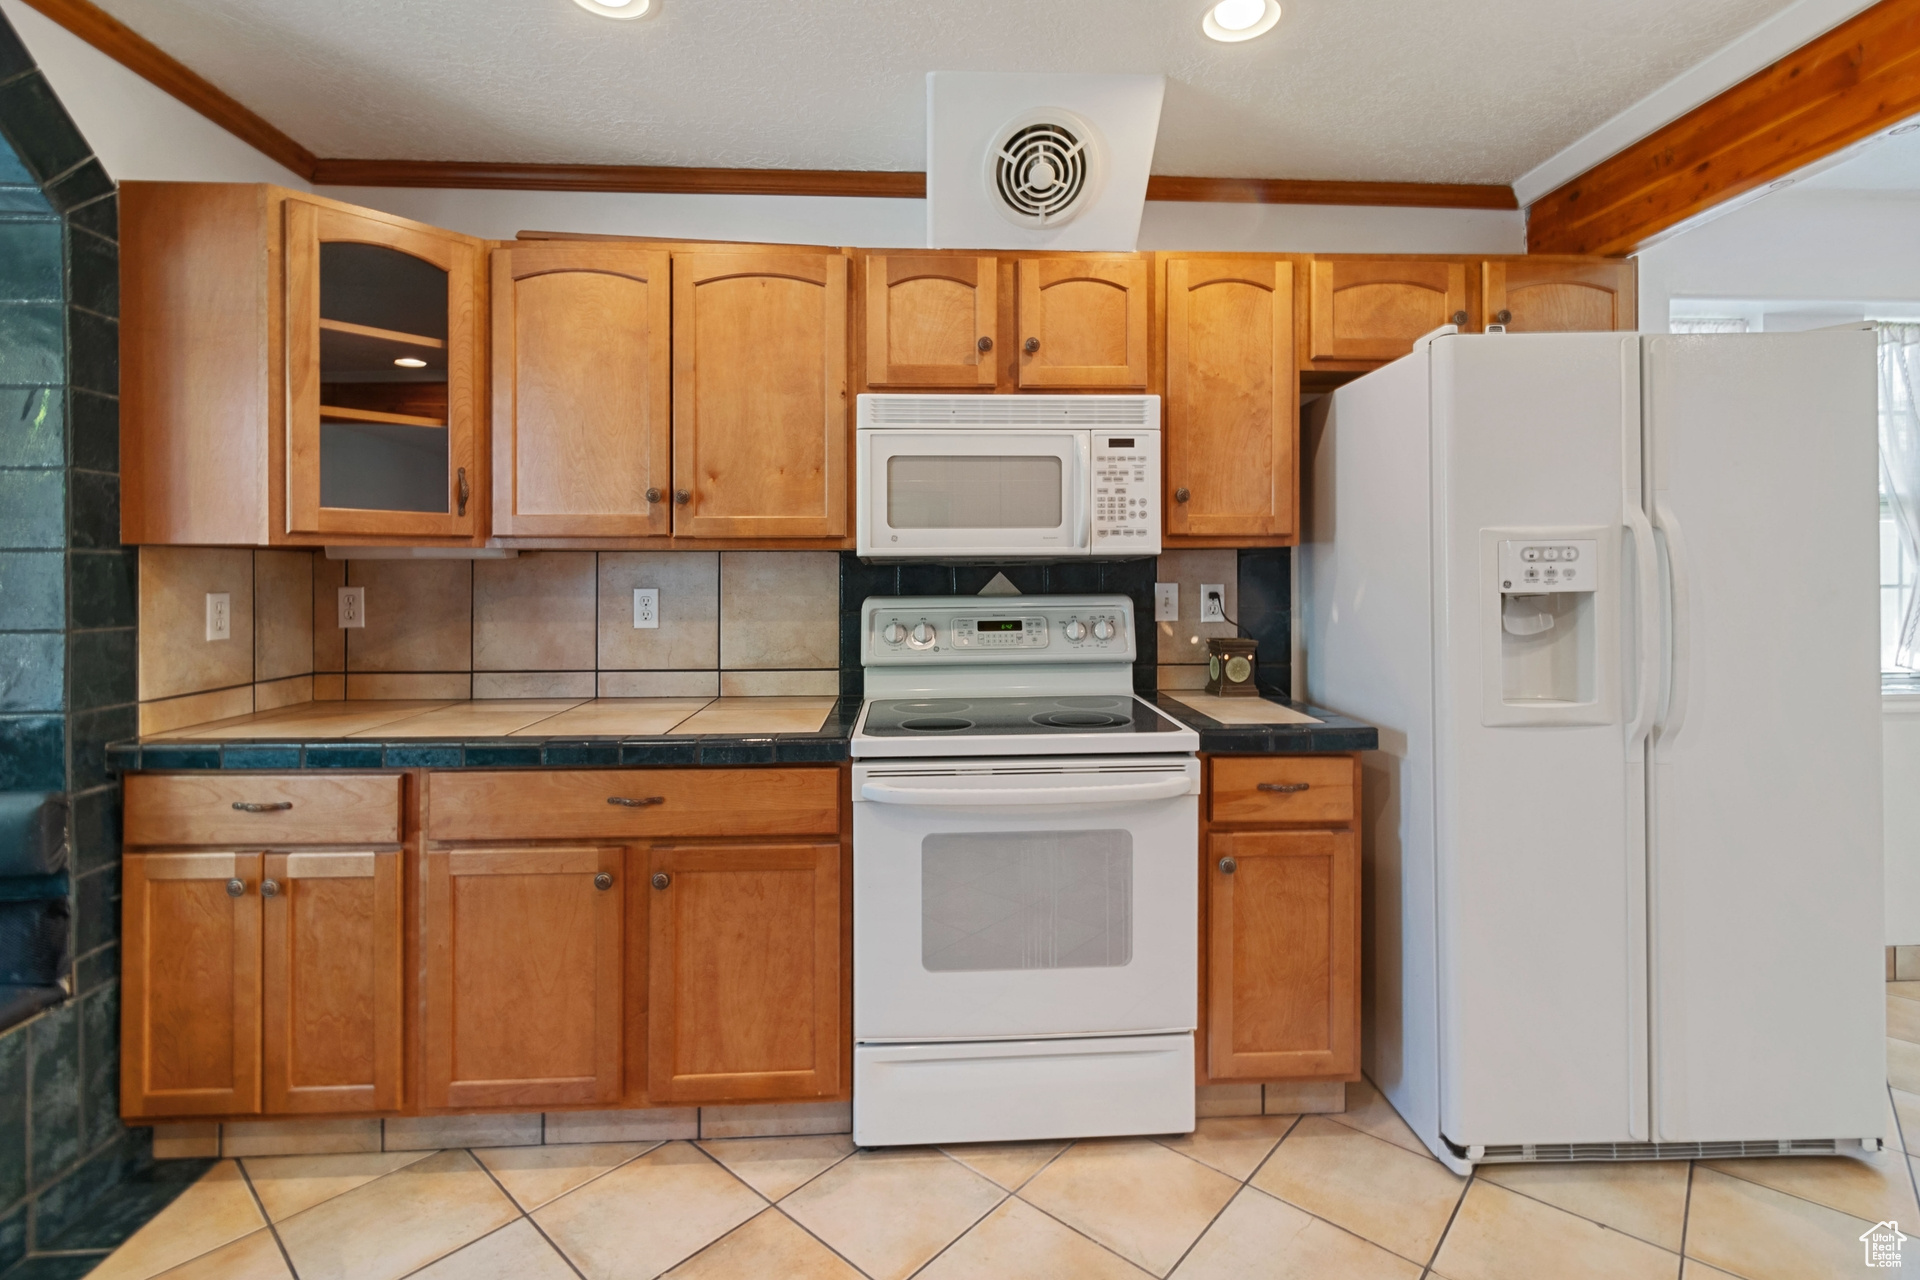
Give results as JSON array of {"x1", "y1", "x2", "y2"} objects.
[{"x1": 849, "y1": 595, "x2": 1201, "y2": 1147}]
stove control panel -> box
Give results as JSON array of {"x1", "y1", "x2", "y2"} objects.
[{"x1": 862, "y1": 595, "x2": 1135, "y2": 665}]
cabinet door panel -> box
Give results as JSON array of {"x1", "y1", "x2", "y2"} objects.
[
  {"x1": 493, "y1": 245, "x2": 671, "y2": 537},
  {"x1": 1207, "y1": 829, "x2": 1358, "y2": 1080},
  {"x1": 263, "y1": 851, "x2": 402, "y2": 1114},
  {"x1": 672, "y1": 252, "x2": 849, "y2": 538},
  {"x1": 867, "y1": 255, "x2": 997, "y2": 388},
  {"x1": 285, "y1": 198, "x2": 480, "y2": 539},
  {"x1": 1309, "y1": 258, "x2": 1467, "y2": 362},
  {"x1": 424, "y1": 846, "x2": 623, "y2": 1109},
  {"x1": 1016, "y1": 256, "x2": 1149, "y2": 388},
  {"x1": 1483, "y1": 258, "x2": 1635, "y2": 333},
  {"x1": 122, "y1": 853, "x2": 261, "y2": 1117},
  {"x1": 1165, "y1": 258, "x2": 1296, "y2": 539},
  {"x1": 648, "y1": 842, "x2": 840, "y2": 1103}
]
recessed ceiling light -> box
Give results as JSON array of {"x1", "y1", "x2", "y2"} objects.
[
  {"x1": 571, "y1": 0, "x2": 653, "y2": 20},
  {"x1": 393, "y1": 357, "x2": 428, "y2": 368},
  {"x1": 1204, "y1": 0, "x2": 1281, "y2": 42}
]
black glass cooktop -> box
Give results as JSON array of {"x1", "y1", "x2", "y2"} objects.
[{"x1": 860, "y1": 695, "x2": 1186, "y2": 738}]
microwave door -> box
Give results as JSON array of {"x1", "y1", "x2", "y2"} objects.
[{"x1": 866, "y1": 431, "x2": 1089, "y2": 557}]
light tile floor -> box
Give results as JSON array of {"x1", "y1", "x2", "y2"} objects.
[{"x1": 82, "y1": 990, "x2": 1920, "y2": 1279}]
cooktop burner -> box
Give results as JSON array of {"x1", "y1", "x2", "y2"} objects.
[{"x1": 860, "y1": 695, "x2": 1184, "y2": 739}]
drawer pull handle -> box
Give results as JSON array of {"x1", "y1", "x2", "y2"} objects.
[
  {"x1": 1258, "y1": 782, "x2": 1310, "y2": 794},
  {"x1": 1219, "y1": 857, "x2": 1237, "y2": 874},
  {"x1": 651, "y1": 872, "x2": 671, "y2": 890},
  {"x1": 232, "y1": 801, "x2": 293, "y2": 813},
  {"x1": 260, "y1": 879, "x2": 280, "y2": 898},
  {"x1": 225, "y1": 879, "x2": 245, "y2": 898},
  {"x1": 607, "y1": 796, "x2": 665, "y2": 808},
  {"x1": 594, "y1": 872, "x2": 614, "y2": 892}
]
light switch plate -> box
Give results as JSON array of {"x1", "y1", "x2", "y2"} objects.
[
  {"x1": 1153, "y1": 583, "x2": 1178, "y2": 622},
  {"x1": 205, "y1": 593, "x2": 230, "y2": 642},
  {"x1": 633, "y1": 588, "x2": 659, "y2": 629},
  {"x1": 1200, "y1": 584, "x2": 1227, "y2": 624},
  {"x1": 338, "y1": 586, "x2": 366, "y2": 629}
]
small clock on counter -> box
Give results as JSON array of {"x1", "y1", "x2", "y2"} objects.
[{"x1": 1205, "y1": 638, "x2": 1259, "y2": 696}]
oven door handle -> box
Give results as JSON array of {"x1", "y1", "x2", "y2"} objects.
[{"x1": 860, "y1": 777, "x2": 1194, "y2": 807}]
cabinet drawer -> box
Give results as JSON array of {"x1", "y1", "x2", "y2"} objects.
[
  {"x1": 426, "y1": 769, "x2": 841, "y2": 842},
  {"x1": 1210, "y1": 757, "x2": 1354, "y2": 825},
  {"x1": 125, "y1": 774, "x2": 401, "y2": 847}
]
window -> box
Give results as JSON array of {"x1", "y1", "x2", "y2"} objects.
[
  {"x1": 1668, "y1": 317, "x2": 1750, "y2": 334},
  {"x1": 1879, "y1": 322, "x2": 1920, "y2": 684}
]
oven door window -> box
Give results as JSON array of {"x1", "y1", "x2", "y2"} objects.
[
  {"x1": 921, "y1": 829, "x2": 1132, "y2": 972},
  {"x1": 888, "y1": 455, "x2": 1063, "y2": 529}
]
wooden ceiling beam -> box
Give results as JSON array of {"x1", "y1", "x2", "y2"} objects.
[
  {"x1": 1144, "y1": 175, "x2": 1518, "y2": 209},
  {"x1": 1527, "y1": 0, "x2": 1920, "y2": 256}
]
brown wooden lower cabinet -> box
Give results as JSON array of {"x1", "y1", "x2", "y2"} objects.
[
  {"x1": 646, "y1": 841, "x2": 842, "y2": 1103},
  {"x1": 422, "y1": 845, "x2": 625, "y2": 1110},
  {"x1": 1200, "y1": 754, "x2": 1363, "y2": 1085}
]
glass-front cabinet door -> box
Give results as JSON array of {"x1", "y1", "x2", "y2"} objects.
[{"x1": 284, "y1": 198, "x2": 481, "y2": 538}]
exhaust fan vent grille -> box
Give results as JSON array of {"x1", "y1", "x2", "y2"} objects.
[
  {"x1": 989, "y1": 112, "x2": 1101, "y2": 228},
  {"x1": 862, "y1": 395, "x2": 1156, "y2": 428}
]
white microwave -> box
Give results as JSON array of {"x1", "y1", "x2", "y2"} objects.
[{"x1": 856, "y1": 394, "x2": 1161, "y2": 560}]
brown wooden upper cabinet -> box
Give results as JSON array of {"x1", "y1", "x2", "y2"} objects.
[
  {"x1": 1164, "y1": 257, "x2": 1297, "y2": 543},
  {"x1": 1308, "y1": 257, "x2": 1469, "y2": 364},
  {"x1": 491, "y1": 243, "x2": 671, "y2": 538},
  {"x1": 865, "y1": 254, "x2": 998, "y2": 388},
  {"x1": 1481, "y1": 257, "x2": 1637, "y2": 332},
  {"x1": 1016, "y1": 255, "x2": 1150, "y2": 389},
  {"x1": 646, "y1": 841, "x2": 842, "y2": 1103},
  {"x1": 673, "y1": 250, "x2": 850, "y2": 538},
  {"x1": 423, "y1": 845, "x2": 625, "y2": 1110},
  {"x1": 120, "y1": 184, "x2": 485, "y2": 546}
]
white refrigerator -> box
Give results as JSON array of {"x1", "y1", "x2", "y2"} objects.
[{"x1": 1300, "y1": 328, "x2": 1886, "y2": 1173}]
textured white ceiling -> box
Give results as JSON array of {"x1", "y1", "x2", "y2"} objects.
[{"x1": 91, "y1": 0, "x2": 1799, "y2": 184}]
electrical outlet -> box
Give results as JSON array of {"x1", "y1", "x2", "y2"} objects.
[
  {"x1": 1153, "y1": 583, "x2": 1179, "y2": 622},
  {"x1": 338, "y1": 586, "x2": 366, "y2": 629},
  {"x1": 633, "y1": 588, "x2": 659, "y2": 629},
  {"x1": 205, "y1": 592, "x2": 231, "y2": 642},
  {"x1": 1200, "y1": 584, "x2": 1228, "y2": 624}
]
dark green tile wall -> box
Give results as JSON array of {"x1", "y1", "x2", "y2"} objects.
[{"x1": 0, "y1": 8, "x2": 150, "y2": 1275}]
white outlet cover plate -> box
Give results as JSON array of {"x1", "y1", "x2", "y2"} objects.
[
  {"x1": 1200, "y1": 585, "x2": 1227, "y2": 623},
  {"x1": 633, "y1": 588, "x2": 659, "y2": 629},
  {"x1": 205, "y1": 592, "x2": 230, "y2": 642},
  {"x1": 338, "y1": 586, "x2": 366, "y2": 629},
  {"x1": 1153, "y1": 583, "x2": 1179, "y2": 622}
]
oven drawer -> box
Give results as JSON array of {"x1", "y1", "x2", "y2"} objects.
[
  {"x1": 1209, "y1": 756, "x2": 1354, "y2": 825},
  {"x1": 125, "y1": 773, "x2": 401, "y2": 847},
  {"x1": 425, "y1": 768, "x2": 840, "y2": 841}
]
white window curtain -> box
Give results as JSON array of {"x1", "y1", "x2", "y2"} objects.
[
  {"x1": 1881, "y1": 322, "x2": 1920, "y2": 671},
  {"x1": 1669, "y1": 317, "x2": 1750, "y2": 334}
]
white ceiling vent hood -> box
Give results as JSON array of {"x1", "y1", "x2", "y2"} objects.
[{"x1": 926, "y1": 72, "x2": 1165, "y2": 252}]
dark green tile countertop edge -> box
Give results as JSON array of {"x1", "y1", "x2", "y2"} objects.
[{"x1": 105, "y1": 694, "x2": 1376, "y2": 772}]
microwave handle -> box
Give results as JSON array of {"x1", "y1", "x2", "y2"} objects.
[
  {"x1": 1074, "y1": 433, "x2": 1092, "y2": 550},
  {"x1": 861, "y1": 777, "x2": 1194, "y2": 807}
]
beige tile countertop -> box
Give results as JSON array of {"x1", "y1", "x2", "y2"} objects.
[{"x1": 143, "y1": 697, "x2": 840, "y2": 742}]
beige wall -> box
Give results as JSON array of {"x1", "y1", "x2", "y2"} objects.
[{"x1": 137, "y1": 549, "x2": 843, "y2": 734}]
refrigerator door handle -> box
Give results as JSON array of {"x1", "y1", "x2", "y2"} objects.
[
  {"x1": 1652, "y1": 496, "x2": 1692, "y2": 744},
  {"x1": 1625, "y1": 506, "x2": 1662, "y2": 749}
]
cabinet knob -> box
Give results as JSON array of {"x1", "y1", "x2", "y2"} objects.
[
  {"x1": 1218, "y1": 857, "x2": 1237, "y2": 875},
  {"x1": 232, "y1": 800, "x2": 292, "y2": 813},
  {"x1": 645, "y1": 487, "x2": 661, "y2": 504},
  {"x1": 674, "y1": 489, "x2": 691, "y2": 505},
  {"x1": 594, "y1": 872, "x2": 614, "y2": 892},
  {"x1": 260, "y1": 879, "x2": 280, "y2": 898},
  {"x1": 457, "y1": 467, "x2": 470, "y2": 516},
  {"x1": 1023, "y1": 337, "x2": 1040, "y2": 354},
  {"x1": 225, "y1": 878, "x2": 245, "y2": 898},
  {"x1": 651, "y1": 872, "x2": 671, "y2": 890},
  {"x1": 1451, "y1": 310, "x2": 1468, "y2": 326},
  {"x1": 977, "y1": 336, "x2": 993, "y2": 353},
  {"x1": 1174, "y1": 487, "x2": 1190, "y2": 503},
  {"x1": 607, "y1": 795, "x2": 665, "y2": 807},
  {"x1": 1257, "y1": 782, "x2": 1310, "y2": 793},
  {"x1": 1495, "y1": 309, "x2": 1512, "y2": 325}
]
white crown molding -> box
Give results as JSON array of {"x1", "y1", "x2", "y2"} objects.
[{"x1": 1513, "y1": 0, "x2": 1884, "y2": 208}]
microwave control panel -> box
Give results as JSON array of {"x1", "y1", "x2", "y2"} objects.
[
  {"x1": 1092, "y1": 434, "x2": 1161, "y2": 552},
  {"x1": 862, "y1": 596, "x2": 1136, "y2": 664}
]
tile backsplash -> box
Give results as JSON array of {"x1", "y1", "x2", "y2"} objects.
[{"x1": 136, "y1": 546, "x2": 1293, "y2": 734}]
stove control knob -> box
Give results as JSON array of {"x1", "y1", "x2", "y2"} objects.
[
  {"x1": 881, "y1": 622, "x2": 907, "y2": 645},
  {"x1": 1063, "y1": 619, "x2": 1088, "y2": 642},
  {"x1": 910, "y1": 622, "x2": 936, "y2": 646},
  {"x1": 1092, "y1": 619, "x2": 1116, "y2": 641}
]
